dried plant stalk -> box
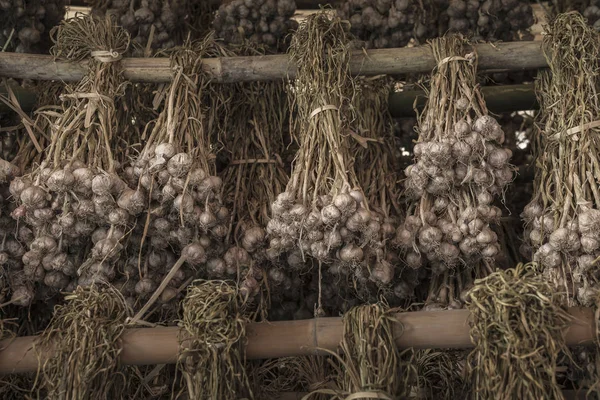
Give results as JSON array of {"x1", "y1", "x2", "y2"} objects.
[
  {"x1": 33, "y1": 285, "x2": 129, "y2": 399},
  {"x1": 268, "y1": 13, "x2": 395, "y2": 313},
  {"x1": 522, "y1": 12, "x2": 600, "y2": 306},
  {"x1": 397, "y1": 35, "x2": 514, "y2": 310},
  {"x1": 303, "y1": 304, "x2": 411, "y2": 399},
  {"x1": 466, "y1": 262, "x2": 571, "y2": 400},
  {"x1": 176, "y1": 280, "x2": 252, "y2": 400}
]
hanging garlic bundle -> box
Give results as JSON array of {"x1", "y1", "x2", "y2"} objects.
[
  {"x1": 0, "y1": 157, "x2": 21, "y2": 305},
  {"x1": 396, "y1": 35, "x2": 514, "y2": 310},
  {"x1": 351, "y1": 77, "x2": 405, "y2": 297},
  {"x1": 219, "y1": 50, "x2": 290, "y2": 302},
  {"x1": 522, "y1": 13, "x2": 600, "y2": 306},
  {"x1": 213, "y1": 0, "x2": 298, "y2": 51},
  {"x1": 119, "y1": 35, "x2": 233, "y2": 309},
  {"x1": 268, "y1": 13, "x2": 382, "y2": 309},
  {"x1": 0, "y1": 81, "x2": 64, "y2": 307},
  {"x1": 8, "y1": 16, "x2": 131, "y2": 306}
]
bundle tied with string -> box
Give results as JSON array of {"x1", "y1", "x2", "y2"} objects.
[
  {"x1": 119, "y1": 36, "x2": 234, "y2": 317},
  {"x1": 522, "y1": 13, "x2": 600, "y2": 307},
  {"x1": 8, "y1": 15, "x2": 132, "y2": 306},
  {"x1": 218, "y1": 50, "x2": 289, "y2": 305},
  {"x1": 268, "y1": 14, "x2": 384, "y2": 311},
  {"x1": 466, "y1": 262, "x2": 571, "y2": 399},
  {"x1": 33, "y1": 285, "x2": 130, "y2": 399},
  {"x1": 396, "y1": 35, "x2": 514, "y2": 311},
  {"x1": 176, "y1": 280, "x2": 252, "y2": 400}
]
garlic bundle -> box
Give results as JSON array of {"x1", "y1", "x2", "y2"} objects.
[
  {"x1": 349, "y1": 77, "x2": 403, "y2": 292},
  {"x1": 219, "y1": 67, "x2": 290, "y2": 301},
  {"x1": 522, "y1": 14, "x2": 600, "y2": 306},
  {"x1": 0, "y1": 159, "x2": 30, "y2": 306},
  {"x1": 397, "y1": 35, "x2": 513, "y2": 310},
  {"x1": 337, "y1": 0, "x2": 434, "y2": 49},
  {"x1": 268, "y1": 14, "x2": 385, "y2": 306},
  {"x1": 9, "y1": 16, "x2": 132, "y2": 305},
  {"x1": 0, "y1": 0, "x2": 65, "y2": 53},
  {"x1": 213, "y1": 0, "x2": 298, "y2": 51},
  {"x1": 114, "y1": 38, "x2": 234, "y2": 307}
]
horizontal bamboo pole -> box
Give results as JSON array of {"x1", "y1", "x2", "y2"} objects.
[
  {"x1": 389, "y1": 83, "x2": 538, "y2": 118},
  {"x1": 0, "y1": 41, "x2": 546, "y2": 84},
  {"x1": 0, "y1": 307, "x2": 594, "y2": 375},
  {"x1": 1, "y1": 83, "x2": 538, "y2": 115}
]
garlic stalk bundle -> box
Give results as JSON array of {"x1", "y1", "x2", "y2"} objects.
[
  {"x1": 213, "y1": 0, "x2": 298, "y2": 51},
  {"x1": 268, "y1": 14, "x2": 381, "y2": 305},
  {"x1": 10, "y1": 16, "x2": 132, "y2": 304},
  {"x1": 349, "y1": 77, "x2": 404, "y2": 293},
  {"x1": 219, "y1": 48, "x2": 290, "y2": 302},
  {"x1": 121, "y1": 36, "x2": 234, "y2": 305},
  {"x1": 397, "y1": 35, "x2": 514, "y2": 310},
  {"x1": 522, "y1": 14, "x2": 600, "y2": 306},
  {"x1": 0, "y1": 159, "x2": 31, "y2": 306}
]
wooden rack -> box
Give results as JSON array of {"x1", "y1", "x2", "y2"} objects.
[
  {"x1": 0, "y1": 41, "x2": 545, "y2": 84},
  {"x1": 0, "y1": 308, "x2": 593, "y2": 375},
  {"x1": 0, "y1": 83, "x2": 538, "y2": 116}
]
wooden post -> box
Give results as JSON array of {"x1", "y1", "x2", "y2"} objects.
[
  {"x1": 0, "y1": 42, "x2": 546, "y2": 84},
  {"x1": 0, "y1": 307, "x2": 594, "y2": 375}
]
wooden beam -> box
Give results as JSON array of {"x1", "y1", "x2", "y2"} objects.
[
  {"x1": 0, "y1": 41, "x2": 546, "y2": 84},
  {"x1": 0, "y1": 307, "x2": 593, "y2": 375}
]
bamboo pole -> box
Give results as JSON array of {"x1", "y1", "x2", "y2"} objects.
[
  {"x1": 0, "y1": 41, "x2": 546, "y2": 84},
  {"x1": 0, "y1": 307, "x2": 594, "y2": 375},
  {"x1": 1, "y1": 83, "x2": 539, "y2": 115},
  {"x1": 389, "y1": 83, "x2": 538, "y2": 118}
]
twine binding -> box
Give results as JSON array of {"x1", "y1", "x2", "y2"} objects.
[
  {"x1": 437, "y1": 52, "x2": 475, "y2": 68},
  {"x1": 310, "y1": 105, "x2": 339, "y2": 119},
  {"x1": 90, "y1": 50, "x2": 122, "y2": 63}
]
